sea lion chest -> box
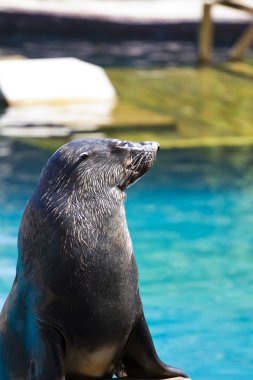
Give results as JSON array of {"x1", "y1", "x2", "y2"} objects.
[{"x1": 19, "y1": 194, "x2": 140, "y2": 354}]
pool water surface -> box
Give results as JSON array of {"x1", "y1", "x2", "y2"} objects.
[{"x1": 0, "y1": 138, "x2": 253, "y2": 379}]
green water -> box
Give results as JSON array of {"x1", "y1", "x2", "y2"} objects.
[{"x1": 0, "y1": 138, "x2": 253, "y2": 379}]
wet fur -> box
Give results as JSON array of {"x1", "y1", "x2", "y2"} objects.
[{"x1": 0, "y1": 138, "x2": 188, "y2": 379}]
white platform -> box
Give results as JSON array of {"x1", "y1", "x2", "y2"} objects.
[
  {"x1": 0, "y1": 102, "x2": 114, "y2": 137},
  {"x1": 0, "y1": 58, "x2": 117, "y2": 106}
]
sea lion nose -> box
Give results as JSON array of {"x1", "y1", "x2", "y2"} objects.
[
  {"x1": 117, "y1": 140, "x2": 160, "y2": 151},
  {"x1": 140, "y1": 141, "x2": 160, "y2": 151}
]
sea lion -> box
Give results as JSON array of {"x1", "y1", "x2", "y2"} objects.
[{"x1": 0, "y1": 138, "x2": 189, "y2": 380}]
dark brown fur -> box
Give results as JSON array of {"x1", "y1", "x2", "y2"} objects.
[{"x1": 0, "y1": 139, "x2": 188, "y2": 380}]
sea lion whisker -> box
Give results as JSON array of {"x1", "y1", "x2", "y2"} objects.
[{"x1": 130, "y1": 152, "x2": 144, "y2": 167}]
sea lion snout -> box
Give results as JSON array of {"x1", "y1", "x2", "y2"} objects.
[
  {"x1": 117, "y1": 140, "x2": 159, "y2": 191},
  {"x1": 140, "y1": 141, "x2": 160, "y2": 151},
  {"x1": 117, "y1": 140, "x2": 159, "y2": 152}
]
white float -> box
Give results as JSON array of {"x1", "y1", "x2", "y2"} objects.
[{"x1": 0, "y1": 58, "x2": 117, "y2": 105}]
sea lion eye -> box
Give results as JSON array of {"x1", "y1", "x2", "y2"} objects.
[
  {"x1": 116, "y1": 141, "x2": 129, "y2": 149},
  {"x1": 80, "y1": 152, "x2": 89, "y2": 159}
]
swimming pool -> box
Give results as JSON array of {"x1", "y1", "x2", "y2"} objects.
[{"x1": 0, "y1": 138, "x2": 253, "y2": 379}]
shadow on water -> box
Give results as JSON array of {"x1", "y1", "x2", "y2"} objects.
[
  {"x1": 214, "y1": 64, "x2": 253, "y2": 82},
  {"x1": 2, "y1": 35, "x2": 252, "y2": 69},
  {"x1": 0, "y1": 37, "x2": 199, "y2": 68},
  {"x1": 0, "y1": 11, "x2": 252, "y2": 68}
]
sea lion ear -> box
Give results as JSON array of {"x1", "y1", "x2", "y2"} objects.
[{"x1": 80, "y1": 152, "x2": 89, "y2": 159}]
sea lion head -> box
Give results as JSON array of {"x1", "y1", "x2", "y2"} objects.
[{"x1": 39, "y1": 138, "x2": 159, "y2": 195}]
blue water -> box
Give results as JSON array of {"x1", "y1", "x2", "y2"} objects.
[{"x1": 1, "y1": 138, "x2": 253, "y2": 379}]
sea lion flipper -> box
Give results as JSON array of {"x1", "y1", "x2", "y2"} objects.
[
  {"x1": 27, "y1": 320, "x2": 65, "y2": 380},
  {"x1": 122, "y1": 312, "x2": 189, "y2": 378}
]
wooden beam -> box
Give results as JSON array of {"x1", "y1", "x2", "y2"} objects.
[
  {"x1": 218, "y1": 0, "x2": 253, "y2": 15},
  {"x1": 229, "y1": 23, "x2": 253, "y2": 60},
  {"x1": 198, "y1": 1, "x2": 253, "y2": 64},
  {"x1": 198, "y1": 3, "x2": 214, "y2": 64}
]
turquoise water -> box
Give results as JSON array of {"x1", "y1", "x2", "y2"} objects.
[{"x1": 1, "y1": 139, "x2": 253, "y2": 379}]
